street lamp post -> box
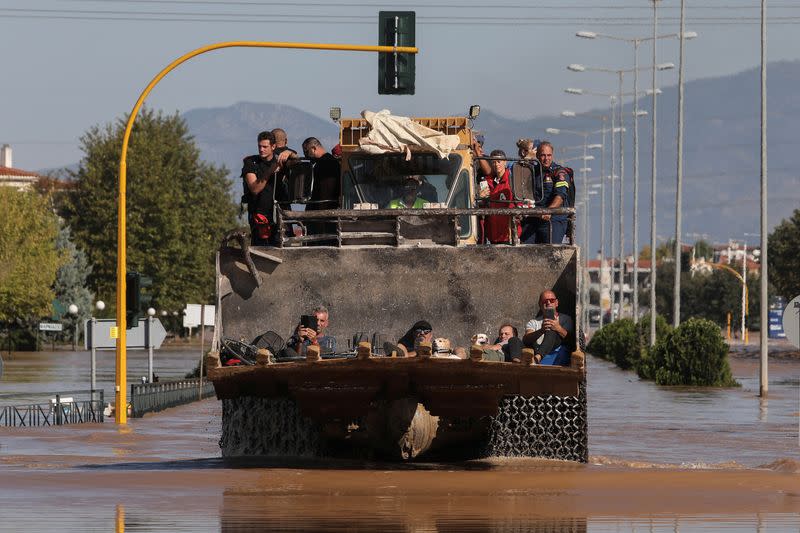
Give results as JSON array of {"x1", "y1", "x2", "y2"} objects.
[
  {"x1": 575, "y1": 22, "x2": 695, "y2": 335},
  {"x1": 759, "y1": 0, "x2": 768, "y2": 397},
  {"x1": 146, "y1": 307, "x2": 156, "y2": 383},
  {"x1": 91, "y1": 300, "x2": 105, "y2": 398},
  {"x1": 673, "y1": 0, "x2": 688, "y2": 328},
  {"x1": 563, "y1": 111, "x2": 609, "y2": 325},
  {"x1": 546, "y1": 126, "x2": 603, "y2": 330},
  {"x1": 651, "y1": 1, "x2": 660, "y2": 343},
  {"x1": 68, "y1": 304, "x2": 79, "y2": 351},
  {"x1": 568, "y1": 63, "x2": 674, "y2": 321}
]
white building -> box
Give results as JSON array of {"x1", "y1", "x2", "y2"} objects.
[{"x1": 0, "y1": 145, "x2": 40, "y2": 190}]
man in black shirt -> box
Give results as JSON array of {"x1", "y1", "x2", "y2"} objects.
[
  {"x1": 302, "y1": 137, "x2": 341, "y2": 243},
  {"x1": 241, "y1": 131, "x2": 293, "y2": 246}
]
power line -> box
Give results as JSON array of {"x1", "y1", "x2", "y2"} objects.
[
  {"x1": 1, "y1": 12, "x2": 798, "y2": 25},
  {"x1": 66, "y1": 0, "x2": 800, "y2": 9}
]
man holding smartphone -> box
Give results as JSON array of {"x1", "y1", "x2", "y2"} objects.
[
  {"x1": 523, "y1": 290, "x2": 574, "y2": 366},
  {"x1": 288, "y1": 306, "x2": 335, "y2": 355}
]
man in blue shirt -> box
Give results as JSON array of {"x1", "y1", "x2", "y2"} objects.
[{"x1": 521, "y1": 141, "x2": 570, "y2": 244}]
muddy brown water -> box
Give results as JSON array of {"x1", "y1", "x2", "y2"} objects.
[{"x1": 1, "y1": 345, "x2": 799, "y2": 532}]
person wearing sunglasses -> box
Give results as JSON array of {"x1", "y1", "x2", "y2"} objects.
[
  {"x1": 395, "y1": 320, "x2": 434, "y2": 357},
  {"x1": 523, "y1": 290, "x2": 574, "y2": 366}
]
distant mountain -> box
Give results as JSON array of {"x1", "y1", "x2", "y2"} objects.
[
  {"x1": 183, "y1": 101, "x2": 339, "y2": 180},
  {"x1": 47, "y1": 64, "x2": 799, "y2": 249},
  {"x1": 475, "y1": 61, "x2": 800, "y2": 250}
]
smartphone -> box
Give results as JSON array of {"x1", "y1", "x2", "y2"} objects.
[
  {"x1": 300, "y1": 314, "x2": 318, "y2": 331},
  {"x1": 543, "y1": 308, "x2": 556, "y2": 320}
]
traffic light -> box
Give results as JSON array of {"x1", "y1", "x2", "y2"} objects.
[
  {"x1": 126, "y1": 271, "x2": 153, "y2": 329},
  {"x1": 378, "y1": 11, "x2": 415, "y2": 95}
]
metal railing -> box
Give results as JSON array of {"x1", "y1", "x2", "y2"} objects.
[
  {"x1": 130, "y1": 378, "x2": 215, "y2": 418},
  {"x1": 0, "y1": 389, "x2": 105, "y2": 427}
]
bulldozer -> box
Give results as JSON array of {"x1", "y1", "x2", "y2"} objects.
[{"x1": 207, "y1": 110, "x2": 587, "y2": 461}]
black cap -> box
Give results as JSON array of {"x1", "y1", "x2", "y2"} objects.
[{"x1": 412, "y1": 320, "x2": 432, "y2": 332}]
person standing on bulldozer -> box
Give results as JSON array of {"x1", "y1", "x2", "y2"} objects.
[{"x1": 521, "y1": 141, "x2": 571, "y2": 244}]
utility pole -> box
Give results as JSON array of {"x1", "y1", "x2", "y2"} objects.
[
  {"x1": 759, "y1": 0, "x2": 769, "y2": 397},
  {"x1": 673, "y1": 0, "x2": 687, "y2": 327},
  {"x1": 649, "y1": 0, "x2": 661, "y2": 345}
]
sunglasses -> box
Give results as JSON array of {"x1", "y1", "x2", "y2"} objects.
[
  {"x1": 542, "y1": 298, "x2": 557, "y2": 304},
  {"x1": 414, "y1": 328, "x2": 432, "y2": 335}
]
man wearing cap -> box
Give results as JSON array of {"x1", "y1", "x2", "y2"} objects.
[
  {"x1": 396, "y1": 320, "x2": 434, "y2": 357},
  {"x1": 389, "y1": 175, "x2": 427, "y2": 209},
  {"x1": 521, "y1": 141, "x2": 570, "y2": 244},
  {"x1": 477, "y1": 149, "x2": 518, "y2": 244}
]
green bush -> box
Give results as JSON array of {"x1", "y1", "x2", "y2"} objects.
[
  {"x1": 587, "y1": 318, "x2": 641, "y2": 370},
  {"x1": 635, "y1": 314, "x2": 672, "y2": 380},
  {"x1": 648, "y1": 317, "x2": 738, "y2": 387}
]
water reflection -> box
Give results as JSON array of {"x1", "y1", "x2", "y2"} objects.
[{"x1": 220, "y1": 492, "x2": 588, "y2": 533}]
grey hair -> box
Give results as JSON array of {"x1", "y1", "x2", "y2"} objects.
[{"x1": 313, "y1": 305, "x2": 329, "y2": 315}]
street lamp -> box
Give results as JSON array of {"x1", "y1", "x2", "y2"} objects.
[
  {"x1": 545, "y1": 126, "x2": 603, "y2": 329},
  {"x1": 568, "y1": 62, "x2": 676, "y2": 320},
  {"x1": 562, "y1": 109, "x2": 610, "y2": 324},
  {"x1": 68, "y1": 304, "x2": 79, "y2": 351},
  {"x1": 574, "y1": 21, "x2": 695, "y2": 333}
]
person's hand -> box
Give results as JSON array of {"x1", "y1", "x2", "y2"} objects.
[
  {"x1": 471, "y1": 137, "x2": 484, "y2": 157},
  {"x1": 305, "y1": 328, "x2": 318, "y2": 342},
  {"x1": 277, "y1": 150, "x2": 293, "y2": 165},
  {"x1": 542, "y1": 318, "x2": 557, "y2": 331},
  {"x1": 478, "y1": 186, "x2": 490, "y2": 199},
  {"x1": 540, "y1": 213, "x2": 552, "y2": 222}
]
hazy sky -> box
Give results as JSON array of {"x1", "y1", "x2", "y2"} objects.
[{"x1": 2, "y1": 0, "x2": 797, "y2": 170}]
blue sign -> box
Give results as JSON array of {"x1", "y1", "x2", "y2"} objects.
[{"x1": 769, "y1": 296, "x2": 787, "y2": 339}]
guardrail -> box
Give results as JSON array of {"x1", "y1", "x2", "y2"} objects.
[
  {"x1": 130, "y1": 378, "x2": 215, "y2": 418},
  {"x1": 0, "y1": 389, "x2": 105, "y2": 427}
]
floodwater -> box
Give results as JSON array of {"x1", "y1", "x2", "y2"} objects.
[{"x1": 1, "y1": 344, "x2": 799, "y2": 532}]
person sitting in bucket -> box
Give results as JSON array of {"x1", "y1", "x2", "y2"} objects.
[{"x1": 523, "y1": 290, "x2": 574, "y2": 366}]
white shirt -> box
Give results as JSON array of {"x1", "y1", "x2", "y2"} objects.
[{"x1": 525, "y1": 317, "x2": 545, "y2": 346}]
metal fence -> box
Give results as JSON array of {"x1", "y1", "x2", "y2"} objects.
[
  {"x1": 130, "y1": 378, "x2": 215, "y2": 418},
  {"x1": 0, "y1": 390, "x2": 105, "y2": 427}
]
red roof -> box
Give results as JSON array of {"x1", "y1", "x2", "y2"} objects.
[{"x1": 0, "y1": 165, "x2": 39, "y2": 178}]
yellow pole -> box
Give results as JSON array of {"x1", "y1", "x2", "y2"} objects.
[
  {"x1": 115, "y1": 504, "x2": 125, "y2": 533},
  {"x1": 115, "y1": 40, "x2": 418, "y2": 423},
  {"x1": 707, "y1": 262, "x2": 748, "y2": 346}
]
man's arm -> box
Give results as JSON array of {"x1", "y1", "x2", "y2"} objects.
[
  {"x1": 541, "y1": 170, "x2": 569, "y2": 221},
  {"x1": 244, "y1": 172, "x2": 266, "y2": 195},
  {"x1": 471, "y1": 138, "x2": 492, "y2": 178},
  {"x1": 522, "y1": 327, "x2": 545, "y2": 346}
]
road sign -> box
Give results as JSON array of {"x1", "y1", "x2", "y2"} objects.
[
  {"x1": 783, "y1": 295, "x2": 800, "y2": 349},
  {"x1": 38, "y1": 322, "x2": 63, "y2": 332},
  {"x1": 183, "y1": 304, "x2": 215, "y2": 328},
  {"x1": 85, "y1": 318, "x2": 167, "y2": 350}
]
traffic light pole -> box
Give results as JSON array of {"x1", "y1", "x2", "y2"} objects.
[{"x1": 115, "y1": 40, "x2": 418, "y2": 424}]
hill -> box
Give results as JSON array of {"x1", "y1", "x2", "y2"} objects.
[{"x1": 46, "y1": 63, "x2": 799, "y2": 248}]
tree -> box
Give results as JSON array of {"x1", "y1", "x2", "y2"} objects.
[
  {"x1": 53, "y1": 224, "x2": 94, "y2": 341},
  {"x1": 692, "y1": 239, "x2": 714, "y2": 261},
  {"x1": 0, "y1": 188, "x2": 61, "y2": 322},
  {"x1": 639, "y1": 240, "x2": 675, "y2": 262},
  {"x1": 768, "y1": 209, "x2": 800, "y2": 300},
  {"x1": 62, "y1": 108, "x2": 238, "y2": 312}
]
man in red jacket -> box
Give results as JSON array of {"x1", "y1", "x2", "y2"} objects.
[{"x1": 478, "y1": 149, "x2": 518, "y2": 244}]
